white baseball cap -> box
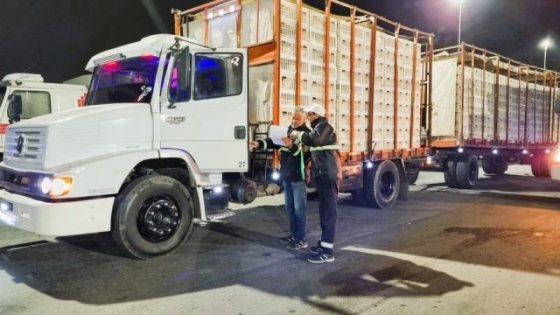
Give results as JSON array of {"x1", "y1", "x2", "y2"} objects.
[{"x1": 303, "y1": 104, "x2": 326, "y2": 117}]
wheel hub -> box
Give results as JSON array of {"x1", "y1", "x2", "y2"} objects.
[
  {"x1": 138, "y1": 195, "x2": 180, "y2": 242},
  {"x1": 380, "y1": 172, "x2": 395, "y2": 198}
]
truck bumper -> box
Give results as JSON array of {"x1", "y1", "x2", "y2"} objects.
[{"x1": 0, "y1": 189, "x2": 114, "y2": 236}]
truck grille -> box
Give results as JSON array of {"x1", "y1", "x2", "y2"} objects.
[{"x1": 4, "y1": 127, "x2": 46, "y2": 165}]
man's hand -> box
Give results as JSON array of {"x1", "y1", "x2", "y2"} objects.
[
  {"x1": 249, "y1": 141, "x2": 259, "y2": 150},
  {"x1": 289, "y1": 130, "x2": 300, "y2": 139},
  {"x1": 281, "y1": 137, "x2": 293, "y2": 147}
]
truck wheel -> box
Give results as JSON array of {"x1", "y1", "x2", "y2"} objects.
[
  {"x1": 404, "y1": 162, "x2": 420, "y2": 185},
  {"x1": 530, "y1": 153, "x2": 550, "y2": 177},
  {"x1": 481, "y1": 158, "x2": 494, "y2": 174},
  {"x1": 350, "y1": 189, "x2": 367, "y2": 207},
  {"x1": 443, "y1": 155, "x2": 458, "y2": 188},
  {"x1": 455, "y1": 154, "x2": 479, "y2": 189},
  {"x1": 530, "y1": 154, "x2": 541, "y2": 177},
  {"x1": 362, "y1": 160, "x2": 400, "y2": 209},
  {"x1": 482, "y1": 156, "x2": 507, "y2": 175},
  {"x1": 494, "y1": 162, "x2": 508, "y2": 175},
  {"x1": 112, "y1": 175, "x2": 194, "y2": 259},
  {"x1": 540, "y1": 154, "x2": 551, "y2": 178}
]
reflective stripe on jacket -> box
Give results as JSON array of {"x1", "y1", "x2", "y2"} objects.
[{"x1": 298, "y1": 116, "x2": 342, "y2": 181}]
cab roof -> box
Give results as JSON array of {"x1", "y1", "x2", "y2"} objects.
[{"x1": 85, "y1": 34, "x2": 206, "y2": 71}]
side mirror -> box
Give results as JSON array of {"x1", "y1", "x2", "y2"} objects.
[
  {"x1": 176, "y1": 47, "x2": 190, "y2": 90},
  {"x1": 7, "y1": 94, "x2": 23, "y2": 123}
]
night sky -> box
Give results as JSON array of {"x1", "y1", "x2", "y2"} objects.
[{"x1": 1, "y1": 0, "x2": 560, "y2": 83}]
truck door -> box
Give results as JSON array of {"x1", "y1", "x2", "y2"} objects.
[{"x1": 160, "y1": 48, "x2": 249, "y2": 173}]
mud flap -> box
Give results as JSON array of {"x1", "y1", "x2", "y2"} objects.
[{"x1": 395, "y1": 159, "x2": 409, "y2": 201}]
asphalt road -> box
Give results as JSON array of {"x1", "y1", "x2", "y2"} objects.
[{"x1": 1, "y1": 165, "x2": 560, "y2": 315}]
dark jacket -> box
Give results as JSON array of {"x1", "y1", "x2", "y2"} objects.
[
  {"x1": 298, "y1": 116, "x2": 342, "y2": 182},
  {"x1": 256, "y1": 124, "x2": 311, "y2": 182}
]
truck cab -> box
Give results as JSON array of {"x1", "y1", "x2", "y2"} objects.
[
  {"x1": 0, "y1": 73, "x2": 87, "y2": 159},
  {"x1": 0, "y1": 35, "x2": 253, "y2": 259}
]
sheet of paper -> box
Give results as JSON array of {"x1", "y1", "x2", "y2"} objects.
[{"x1": 269, "y1": 125, "x2": 289, "y2": 146}]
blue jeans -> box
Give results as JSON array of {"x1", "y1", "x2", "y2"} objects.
[{"x1": 283, "y1": 180, "x2": 307, "y2": 242}]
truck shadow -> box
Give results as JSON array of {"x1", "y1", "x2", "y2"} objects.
[
  {"x1": 421, "y1": 173, "x2": 560, "y2": 207},
  {"x1": 0, "y1": 204, "x2": 473, "y2": 309}
]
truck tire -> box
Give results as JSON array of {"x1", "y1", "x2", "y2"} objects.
[
  {"x1": 530, "y1": 155, "x2": 541, "y2": 177},
  {"x1": 362, "y1": 160, "x2": 400, "y2": 209},
  {"x1": 443, "y1": 155, "x2": 458, "y2": 188},
  {"x1": 540, "y1": 154, "x2": 551, "y2": 178},
  {"x1": 482, "y1": 156, "x2": 508, "y2": 175},
  {"x1": 455, "y1": 154, "x2": 479, "y2": 189},
  {"x1": 350, "y1": 189, "x2": 367, "y2": 207},
  {"x1": 481, "y1": 161, "x2": 493, "y2": 174},
  {"x1": 404, "y1": 161, "x2": 420, "y2": 185},
  {"x1": 112, "y1": 175, "x2": 194, "y2": 259},
  {"x1": 530, "y1": 153, "x2": 550, "y2": 177}
]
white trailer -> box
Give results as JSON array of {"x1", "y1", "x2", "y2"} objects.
[{"x1": 430, "y1": 44, "x2": 560, "y2": 188}]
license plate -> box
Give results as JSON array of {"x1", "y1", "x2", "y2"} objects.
[
  {"x1": 0, "y1": 198, "x2": 16, "y2": 225},
  {"x1": 0, "y1": 209, "x2": 18, "y2": 226},
  {"x1": 0, "y1": 199, "x2": 12, "y2": 212}
]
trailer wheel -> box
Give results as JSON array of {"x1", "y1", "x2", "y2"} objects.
[
  {"x1": 530, "y1": 155, "x2": 541, "y2": 177},
  {"x1": 350, "y1": 189, "x2": 367, "y2": 207},
  {"x1": 455, "y1": 154, "x2": 479, "y2": 189},
  {"x1": 362, "y1": 160, "x2": 400, "y2": 209},
  {"x1": 482, "y1": 156, "x2": 508, "y2": 175},
  {"x1": 530, "y1": 153, "x2": 550, "y2": 177},
  {"x1": 404, "y1": 161, "x2": 420, "y2": 185},
  {"x1": 443, "y1": 155, "x2": 458, "y2": 188},
  {"x1": 112, "y1": 175, "x2": 194, "y2": 259},
  {"x1": 540, "y1": 154, "x2": 551, "y2": 178}
]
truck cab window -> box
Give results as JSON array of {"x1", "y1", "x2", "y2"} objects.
[
  {"x1": 168, "y1": 50, "x2": 191, "y2": 103},
  {"x1": 13, "y1": 90, "x2": 51, "y2": 119},
  {"x1": 87, "y1": 55, "x2": 158, "y2": 105},
  {"x1": 194, "y1": 53, "x2": 243, "y2": 100}
]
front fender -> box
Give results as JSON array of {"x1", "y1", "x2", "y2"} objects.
[
  {"x1": 159, "y1": 148, "x2": 221, "y2": 187},
  {"x1": 54, "y1": 150, "x2": 160, "y2": 198}
]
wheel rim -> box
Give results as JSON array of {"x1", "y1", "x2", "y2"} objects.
[
  {"x1": 380, "y1": 171, "x2": 396, "y2": 198},
  {"x1": 137, "y1": 194, "x2": 181, "y2": 242}
]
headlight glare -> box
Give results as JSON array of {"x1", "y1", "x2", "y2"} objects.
[
  {"x1": 50, "y1": 177, "x2": 73, "y2": 196},
  {"x1": 39, "y1": 175, "x2": 73, "y2": 197},
  {"x1": 40, "y1": 177, "x2": 53, "y2": 194}
]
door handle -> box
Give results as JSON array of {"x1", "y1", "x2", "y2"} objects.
[{"x1": 234, "y1": 126, "x2": 246, "y2": 139}]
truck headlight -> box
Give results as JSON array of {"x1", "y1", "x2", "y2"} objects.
[{"x1": 39, "y1": 176, "x2": 73, "y2": 197}]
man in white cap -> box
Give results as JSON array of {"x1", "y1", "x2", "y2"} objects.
[{"x1": 291, "y1": 104, "x2": 341, "y2": 263}]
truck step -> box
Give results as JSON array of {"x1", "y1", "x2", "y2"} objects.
[{"x1": 206, "y1": 209, "x2": 236, "y2": 221}]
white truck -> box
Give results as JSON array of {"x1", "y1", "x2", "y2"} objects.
[
  {"x1": 0, "y1": 73, "x2": 87, "y2": 159},
  {"x1": 0, "y1": 34, "x2": 253, "y2": 259}
]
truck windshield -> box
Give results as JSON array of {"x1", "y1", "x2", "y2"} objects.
[{"x1": 86, "y1": 55, "x2": 159, "y2": 105}]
